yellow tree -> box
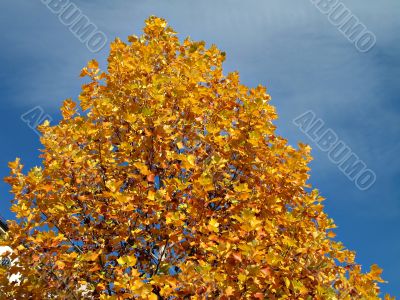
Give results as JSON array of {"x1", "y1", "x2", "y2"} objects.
[{"x1": 0, "y1": 17, "x2": 393, "y2": 299}]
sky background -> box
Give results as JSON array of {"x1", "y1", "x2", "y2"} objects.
[{"x1": 0, "y1": 0, "x2": 399, "y2": 296}]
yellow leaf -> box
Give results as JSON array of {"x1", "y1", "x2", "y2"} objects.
[
  {"x1": 69, "y1": 252, "x2": 79, "y2": 259},
  {"x1": 208, "y1": 218, "x2": 220, "y2": 233},
  {"x1": 238, "y1": 273, "x2": 246, "y2": 282},
  {"x1": 187, "y1": 155, "x2": 196, "y2": 166},
  {"x1": 117, "y1": 255, "x2": 137, "y2": 267},
  {"x1": 148, "y1": 190, "x2": 156, "y2": 200},
  {"x1": 134, "y1": 162, "x2": 151, "y2": 175},
  {"x1": 369, "y1": 264, "x2": 384, "y2": 282},
  {"x1": 87, "y1": 59, "x2": 99, "y2": 69},
  {"x1": 234, "y1": 183, "x2": 250, "y2": 193},
  {"x1": 148, "y1": 294, "x2": 158, "y2": 300},
  {"x1": 284, "y1": 277, "x2": 290, "y2": 288},
  {"x1": 225, "y1": 286, "x2": 234, "y2": 296},
  {"x1": 55, "y1": 261, "x2": 66, "y2": 269},
  {"x1": 327, "y1": 231, "x2": 336, "y2": 238}
]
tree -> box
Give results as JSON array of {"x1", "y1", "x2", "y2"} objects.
[{"x1": 0, "y1": 16, "x2": 393, "y2": 299}]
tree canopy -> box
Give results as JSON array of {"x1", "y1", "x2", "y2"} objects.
[{"x1": 0, "y1": 17, "x2": 393, "y2": 299}]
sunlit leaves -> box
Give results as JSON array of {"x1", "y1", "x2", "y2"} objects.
[{"x1": 0, "y1": 16, "x2": 391, "y2": 300}]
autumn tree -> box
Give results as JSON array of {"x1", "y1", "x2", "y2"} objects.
[{"x1": 0, "y1": 17, "x2": 393, "y2": 299}]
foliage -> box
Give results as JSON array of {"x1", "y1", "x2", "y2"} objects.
[{"x1": 0, "y1": 17, "x2": 393, "y2": 299}]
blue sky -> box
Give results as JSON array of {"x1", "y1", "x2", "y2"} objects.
[{"x1": 0, "y1": 0, "x2": 399, "y2": 296}]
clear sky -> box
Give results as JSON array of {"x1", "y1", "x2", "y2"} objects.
[{"x1": 0, "y1": 0, "x2": 399, "y2": 296}]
